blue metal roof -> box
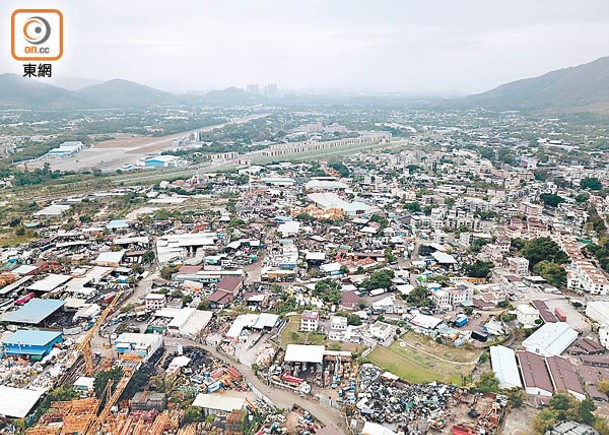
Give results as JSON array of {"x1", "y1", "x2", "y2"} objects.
[
  {"x1": 106, "y1": 219, "x2": 128, "y2": 229},
  {"x1": 0, "y1": 299, "x2": 64, "y2": 324},
  {"x1": 2, "y1": 329, "x2": 62, "y2": 347}
]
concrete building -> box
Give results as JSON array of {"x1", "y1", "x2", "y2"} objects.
[
  {"x1": 507, "y1": 257, "x2": 529, "y2": 276},
  {"x1": 300, "y1": 310, "x2": 320, "y2": 332},
  {"x1": 517, "y1": 304, "x2": 540, "y2": 328},
  {"x1": 328, "y1": 316, "x2": 348, "y2": 341},
  {"x1": 145, "y1": 293, "x2": 167, "y2": 310}
]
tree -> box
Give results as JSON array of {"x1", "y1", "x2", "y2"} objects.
[
  {"x1": 160, "y1": 265, "x2": 178, "y2": 280},
  {"x1": 314, "y1": 278, "x2": 341, "y2": 304},
  {"x1": 474, "y1": 371, "x2": 500, "y2": 393},
  {"x1": 548, "y1": 392, "x2": 578, "y2": 421},
  {"x1": 361, "y1": 269, "x2": 395, "y2": 291},
  {"x1": 594, "y1": 418, "x2": 609, "y2": 435},
  {"x1": 598, "y1": 378, "x2": 609, "y2": 394},
  {"x1": 384, "y1": 247, "x2": 397, "y2": 264},
  {"x1": 581, "y1": 177, "x2": 603, "y2": 190},
  {"x1": 406, "y1": 286, "x2": 431, "y2": 306},
  {"x1": 403, "y1": 202, "x2": 421, "y2": 213},
  {"x1": 464, "y1": 260, "x2": 494, "y2": 279},
  {"x1": 506, "y1": 388, "x2": 525, "y2": 408},
  {"x1": 533, "y1": 409, "x2": 559, "y2": 434},
  {"x1": 575, "y1": 192, "x2": 590, "y2": 203},
  {"x1": 198, "y1": 298, "x2": 210, "y2": 310},
  {"x1": 578, "y1": 398, "x2": 596, "y2": 426},
  {"x1": 142, "y1": 250, "x2": 155, "y2": 264},
  {"x1": 184, "y1": 406, "x2": 203, "y2": 424},
  {"x1": 94, "y1": 367, "x2": 124, "y2": 399},
  {"x1": 533, "y1": 260, "x2": 567, "y2": 288},
  {"x1": 347, "y1": 314, "x2": 362, "y2": 326},
  {"x1": 522, "y1": 237, "x2": 569, "y2": 270},
  {"x1": 539, "y1": 193, "x2": 566, "y2": 208}
]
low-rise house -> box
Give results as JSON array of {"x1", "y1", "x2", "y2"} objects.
[
  {"x1": 329, "y1": 316, "x2": 348, "y2": 341},
  {"x1": 300, "y1": 310, "x2": 320, "y2": 332},
  {"x1": 369, "y1": 321, "x2": 396, "y2": 344},
  {"x1": 145, "y1": 293, "x2": 167, "y2": 310},
  {"x1": 516, "y1": 304, "x2": 540, "y2": 328}
]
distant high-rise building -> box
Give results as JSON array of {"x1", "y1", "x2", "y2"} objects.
[
  {"x1": 246, "y1": 84, "x2": 259, "y2": 95},
  {"x1": 265, "y1": 83, "x2": 278, "y2": 96}
]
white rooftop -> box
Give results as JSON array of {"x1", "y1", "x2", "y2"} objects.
[
  {"x1": 284, "y1": 344, "x2": 325, "y2": 364},
  {"x1": 192, "y1": 393, "x2": 246, "y2": 412},
  {"x1": 490, "y1": 345, "x2": 523, "y2": 389},
  {"x1": 522, "y1": 322, "x2": 578, "y2": 356},
  {"x1": 27, "y1": 274, "x2": 71, "y2": 292},
  {"x1": 0, "y1": 386, "x2": 44, "y2": 418}
]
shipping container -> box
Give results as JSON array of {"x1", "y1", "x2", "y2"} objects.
[
  {"x1": 16, "y1": 292, "x2": 35, "y2": 305},
  {"x1": 471, "y1": 330, "x2": 488, "y2": 342},
  {"x1": 554, "y1": 307, "x2": 567, "y2": 322}
]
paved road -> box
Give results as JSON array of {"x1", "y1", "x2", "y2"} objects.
[
  {"x1": 165, "y1": 337, "x2": 347, "y2": 434},
  {"x1": 124, "y1": 266, "x2": 158, "y2": 306}
]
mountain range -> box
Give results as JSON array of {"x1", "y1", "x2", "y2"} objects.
[
  {"x1": 1, "y1": 55, "x2": 609, "y2": 111},
  {"x1": 463, "y1": 56, "x2": 609, "y2": 112}
]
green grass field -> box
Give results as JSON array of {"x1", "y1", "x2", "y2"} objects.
[
  {"x1": 363, "y1": 332, "x2": 480, "y2": 385},
  {"x1": 280, "y1": 318, "x2": 327, "y2": 346}
]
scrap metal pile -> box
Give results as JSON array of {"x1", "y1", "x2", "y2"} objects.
[{"x1": 357, "y1": 364, "x2": 462, "y2": 432}]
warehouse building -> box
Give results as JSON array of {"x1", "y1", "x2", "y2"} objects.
[
  {"x1": 2, "y1": 329, "x2": 63, "y2": 360},
  {"x1": 516, "y1": 350, "x2": 553, "y2": 397},
  {"x1": 27, "y1": 274, "x2": 72, "y2": 294},
  {"x1": 490, "y1": 345, "x2": 522, "y2": 389},
  {"x1": 192, "y1": 393, "x2": 247, "y2": 417},
  {"x1": 546, "y1": 356, "x2": 586, "y2": 401},
  {"x1": 586, "y1": 301, "x2": 609, "y2": 325},
  {"x1": 0, "y1": 386, "x2": 45, "y2": 418},
  {"x1": 522, "y1": 322, "x2": 578, "y2": 356},
  {"x1": 0, "y1": 298, "x2": 65, "y2": 326},
  {"x1": 284, "y1": 344, "x2": 325, "y2": 366}
]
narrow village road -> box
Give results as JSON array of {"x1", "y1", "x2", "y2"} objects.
[{"x1": 165, "y1": 337, "x2": 347, "y2": 434}]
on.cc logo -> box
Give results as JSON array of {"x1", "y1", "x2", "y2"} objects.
[{"x1": 23, "y1": 16, "x2": 52, "y2": 45}]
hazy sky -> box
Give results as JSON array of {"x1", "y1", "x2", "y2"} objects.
[{"x1": 2, "y1": 0, "x2": 609, "y2": 94}]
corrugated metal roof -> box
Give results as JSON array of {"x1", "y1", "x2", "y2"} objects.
[{"x1": 0, "y1": 298, "x2": 65, "y2": 324}]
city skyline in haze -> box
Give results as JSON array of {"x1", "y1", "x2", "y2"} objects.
[{"x1": 1, "y1": 0, "x2": 608, "y2": 95}]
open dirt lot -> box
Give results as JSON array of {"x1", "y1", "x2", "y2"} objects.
[{"x1": 31, "y1": 115, "x2": 264, "y2": 172}]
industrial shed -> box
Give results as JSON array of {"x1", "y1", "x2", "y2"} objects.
[
  {"x1": 0, "y1": 298, "x2": 65, "y2": 325},
  {"x1": 284, "y1": 344, "x2": 325, "y2": 364},
  {"x1": 0, "y1": 386, "x2": 45, "y2": 418},
  {"x1": 27, "y1": 274, "x2": 72, "y2": 293},
  {"x1": 517, "y1": 350, "x2": 553, "y2": 397},
  {"x1": 2, "y1": 329, "x2": 63, "y2": 359},
  {"x1": 490, "y1": 345, "x2": 522, "y2": 389},
  {"x1": 522, "y1": 322, "x2": 578, "y2": 356}
]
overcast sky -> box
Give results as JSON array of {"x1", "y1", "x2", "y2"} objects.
[{"x1": 2, "y1": 0, "x2": 609, "y2": 94}]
